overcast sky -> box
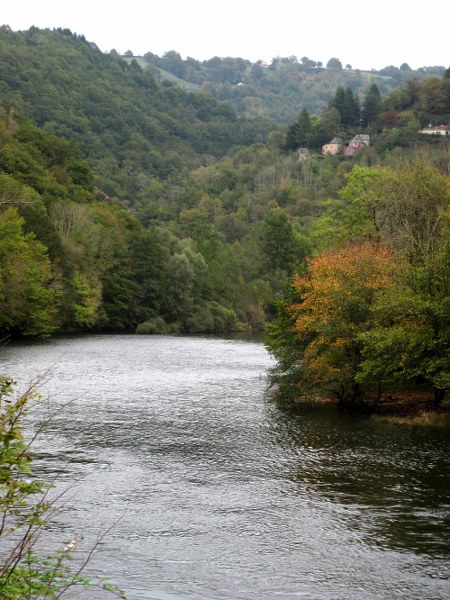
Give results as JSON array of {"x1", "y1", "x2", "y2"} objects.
[{"x1": 2, "y1": 1, "x2": 449, "y2": 71}]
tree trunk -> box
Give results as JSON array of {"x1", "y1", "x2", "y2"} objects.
[{"x1": 434, "y1": 388, "x2": 445, "y2": 410}]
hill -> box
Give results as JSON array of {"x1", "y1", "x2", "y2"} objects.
[
  {"x1": 0, "y1": 26, "x2": 275, "y2": 205},
  {"x1": 0, "y1": 26, "x2": 449, "y2": 346},
  {"x1": 133, "y1": 51, "x2": 446, "y2": 123}
]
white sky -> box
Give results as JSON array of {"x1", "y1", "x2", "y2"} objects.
[{"x1": 2, "y1": 1, "x2": 449, "y2": 71}]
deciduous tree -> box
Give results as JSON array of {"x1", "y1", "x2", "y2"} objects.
[
  {"x1": 0, "y1": 208, "x2": 57, "y2": 336},
  {"x1": 288, "y1": 242, "x2": 394, "y2": 404}
]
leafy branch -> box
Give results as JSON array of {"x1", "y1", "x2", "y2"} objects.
[{"x1": 0, "y1": 375, "x2": 126, "y2": 598}]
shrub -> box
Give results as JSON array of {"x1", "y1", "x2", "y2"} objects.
[{"x1": 136, "y1": 317, "x2": 167, "y2": 334}]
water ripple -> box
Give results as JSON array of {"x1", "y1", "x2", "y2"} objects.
[{"x1": 1, "y1": 334, "x2": 450, "y2": 599}]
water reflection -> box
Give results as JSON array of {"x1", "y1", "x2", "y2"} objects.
[{"x1": 269, "y1": 403, "x2": 450, "y2": 557}]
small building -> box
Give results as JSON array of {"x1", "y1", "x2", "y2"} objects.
[
  {"x1": 419, "y1": 124, "x2": 449, "y2": 136},
  {"x1": 350, "y1": 133, "x2": 370, "y2": 146},
  {"x1": 297, "y1": 147, "x2": 311, "y2": 162},
  {"x1": 321, "y1": 137, "x2": 345, "y2": 155},
  {"x1": 344, "y1": 133, "x2": 370, "y2": 156}
]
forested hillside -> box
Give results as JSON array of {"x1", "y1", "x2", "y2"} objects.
[
  {"x1": 0, "y1": 111, "x2": 310, "y2": 337},
  {"x1": 264, "y1": 70, "x2": 450, "y2": 412},
  {"x1": 136, "y1": 51, "x2": 446, "y2": 123},
  {"x1": 284, "y1": 73, "x2": 450, "y2": 154},
  {"x1": 0, "y1": 26, "x2": 275, "y2": 205}
]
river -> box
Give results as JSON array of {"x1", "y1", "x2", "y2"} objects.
[{"x1": 1, "y1": 334, "x2": 449, "y2": 599}]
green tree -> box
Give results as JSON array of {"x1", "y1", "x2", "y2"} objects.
[
  {"x1": 358, "y1": 246, "x2": 450, "y2": 406},
  {"x1": 326, "y1": 57, "x2": 342, "y2": 70},
  {"x1": 285, "y1": 108, "x2": 312, "y2": 150},
  {"x1": 0, "y1": 208, "x2": 57, "y2": 336},
  {"x1": 330, "y1": 87, "x2": 360, "y2": 127},
  {"x1": 317, "y1": 108, "x2": 341, "y2": 142},
  {"x1": 161, "y1": 50, "x2": 186, "y2": 78},
  {"x1": 419, "y1": 76, "x2": 448, "y2": 115},
  {"x1": 297, "y1": 109, "x2": 313, "y2": 143},
  {"x1": 260, "y1": 208, "x2": 298, "y2": 274},
  {"x1": 163, "y1": 252, "x2": 195, "y2": 325},
  {"x1": 361, "y1": 84, "x2": 381, "y2": 129},
  {"x1": 130, "y1": 227, "x2": 171, "y2": 321}
]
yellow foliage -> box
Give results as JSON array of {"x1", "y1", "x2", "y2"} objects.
[{"x1": 289, "y1": 242, "x2": 396, "y2": 392}]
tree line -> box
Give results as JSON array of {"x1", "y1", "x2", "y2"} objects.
[
  {"x1": 0, "y1": 110, "x2": 312, "y2": 338},
  {"x1": 140, "y1": 48, "x2": 445, "y2": 123}
]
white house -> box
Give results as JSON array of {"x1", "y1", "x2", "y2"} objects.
[{"x1": 419, "y1": 124, "x2": 449, "y2": 136}]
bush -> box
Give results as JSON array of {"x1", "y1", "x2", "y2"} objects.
[
  {"x1": 185, "y1": 306, "x2": 214, "y2": 333},
  {"x1": 136, "y1": 317, "x2": 167, "y2": 334}
]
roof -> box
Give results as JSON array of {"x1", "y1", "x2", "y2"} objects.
[
  {"x1": 327, "y1": 137, "x2": 345, "y2": 145},
  {"x1": 420, "y1": 124, "x2": 448, "y2": 131},
  {"x1": 350, "y1": 134, "x2": 370, "y2": 144}
]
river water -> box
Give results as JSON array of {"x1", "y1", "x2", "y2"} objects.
[{"x1": 1, "y1": 334, "x2": 449, "y2": 599}]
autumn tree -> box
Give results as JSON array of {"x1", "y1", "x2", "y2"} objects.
[
  {"x1": 286, "y1": 242, "x2": 394, "y2": 405},
  {"x1": 307, "y1": 160, "x2": 450, "y2": 406}
]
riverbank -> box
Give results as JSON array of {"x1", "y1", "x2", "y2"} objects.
[
  {"x1": 371, "y1": 391, "x2": 450, "y2": 428},
  {"x1": 288, "y1": 390, "x2": 450, "y2": 428}
]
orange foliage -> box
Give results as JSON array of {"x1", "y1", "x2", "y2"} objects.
[{"x1": 289, "y1": 242, "x2": 395, "y2": 387}]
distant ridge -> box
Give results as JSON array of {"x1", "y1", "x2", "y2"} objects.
[{"x1": 125, "y1": 51, "x2": 446, "y2": 123}]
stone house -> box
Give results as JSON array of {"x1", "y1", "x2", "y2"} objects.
[
  {"x1": 322, "y1": 134, "x2": 370, "y2": 156},
  {"x1": 297, "y1": 147, "x2": 311, "y2": 161},
  {"x1": 344, "y1": 134, "x2": 370, "y2": 156},
  {"x1": 321, "y1": 137, "x2": 345, "y2": 155}
]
